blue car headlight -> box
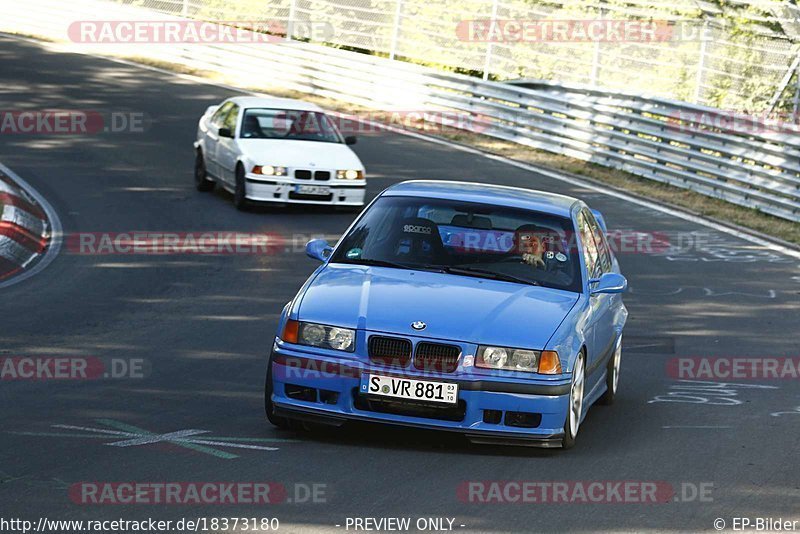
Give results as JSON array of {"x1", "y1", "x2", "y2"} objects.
[
  {"x1": 297, "y1": 322, "x2": 355, "y2": 352},
  {"x1": 477, "y1": 345, "x2": 541, "y2": 373}
]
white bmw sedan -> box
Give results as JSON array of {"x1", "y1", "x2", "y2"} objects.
[{"x1": 193, "y1": 96, "x2": 366, "y2": 210}]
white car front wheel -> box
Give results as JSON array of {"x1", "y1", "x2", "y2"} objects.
[
  {"x1": 233, "y1": 164, "x2": 248, "y2": 210},
  {"x1": 194, "y1": 150, "x2": 214, "y2": 192}
]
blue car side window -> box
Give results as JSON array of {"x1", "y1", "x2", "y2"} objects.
[
  {"x1": 582, "y1": 209, "x2": 612, "y2": 274},
  {"x1": 578, "y1": 211, "x2": 601, "y2": 279}
]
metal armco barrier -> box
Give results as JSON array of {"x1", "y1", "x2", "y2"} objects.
[{"x1": 2, "y1": 0, "x2": 799, "y2": 222}]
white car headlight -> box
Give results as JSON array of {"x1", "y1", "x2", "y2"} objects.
[
  {"x1": 477, "y1": 345, "x2": 541, "y2": 373},
  {"x1": 298, "y1": 322, "x2": 355, "y2": 352},
  {"x1": 336, "y1": 169, "x2": 364, "y2": 180},
  {"x1": 253, "y1": 165, "x2": 287, "y2": 176}
]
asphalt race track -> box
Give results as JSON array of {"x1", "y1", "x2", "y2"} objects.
[{"x1": 1, "y1": 34, "x2": 799, "y2": 532}]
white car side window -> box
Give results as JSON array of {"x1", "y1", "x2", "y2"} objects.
[
  {"x1": 210, "y1": 102, "x2": 234, "y2": 128},
  {"x1": 223, "y1": 104, "x2": 239, "y2": 133}
]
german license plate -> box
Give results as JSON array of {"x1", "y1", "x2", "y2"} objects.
[
  {"x1": 295, "y1": 185, "x2": 330, "y2": 196},
  {"x1": 361, "y1": 374, "x2": 458, "y2": 405}
]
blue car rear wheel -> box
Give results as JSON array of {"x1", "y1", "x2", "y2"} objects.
[{"x1": 600, "y1": 337, "x2": 622, "y2": 406}]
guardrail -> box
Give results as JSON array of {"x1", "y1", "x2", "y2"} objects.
[{"x1": 2, "y1": 0, "x2": 799, "y2": 222}]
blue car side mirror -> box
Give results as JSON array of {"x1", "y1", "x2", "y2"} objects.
[
  {"x1": 306, "y1": 239, "x2": 333, "y2": 262},
  {"x1": 590, "y1": 272, "x2": 628, "y2": 295}
]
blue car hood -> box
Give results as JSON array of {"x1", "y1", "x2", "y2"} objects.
[{"x1": 296, "y1": 264, "x2": 579, "y2": 349}]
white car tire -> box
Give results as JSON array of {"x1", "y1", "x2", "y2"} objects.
[
  {"x1": 233, "y1": 164, "x2": 248, "y2": 210},
  {"x1": 194, "y1": 150, "x2": 214, "y2": 192}
]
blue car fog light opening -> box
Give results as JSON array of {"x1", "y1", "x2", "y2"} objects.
[{"x1": 297, "y1": 322, "x2": 356, "y2": 352}]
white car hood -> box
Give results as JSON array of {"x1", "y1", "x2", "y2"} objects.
[{"x1": 237, "y1": 139, "x2": 363, "y2": 169}]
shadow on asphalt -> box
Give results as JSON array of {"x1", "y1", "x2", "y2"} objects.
[{"x1": 267, "y1": 419, "x2": 572, "y2": 458}]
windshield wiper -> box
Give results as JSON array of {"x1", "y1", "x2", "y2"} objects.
[
  {"x1": 443, "y1": 266, "x2": 540, "y2": 286},
  {"x1": 337, "y1": 258, "x2": 413, "y2": 270},
  {"x1": 283, "y1": 137, "x2": 340, "y2": 143},
  {"x1": 338, "y1": 259, "x2": 450, "y2": 273}
]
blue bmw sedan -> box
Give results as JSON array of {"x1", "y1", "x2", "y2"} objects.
[{"x1": 265, "y1": 181, "x2": 628, "y2": 449}]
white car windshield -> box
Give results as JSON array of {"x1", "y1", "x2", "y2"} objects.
[{"x1": 240, "y1": 108, "x2": 343, "y2": 143}]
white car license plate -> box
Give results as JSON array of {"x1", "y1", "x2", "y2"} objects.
[
  {"x1": 361, "y1": 374, "x2": 458, "y2": 405},
  {"x1": 295, "y1": 185, "x2": 330, "y2": 196}
]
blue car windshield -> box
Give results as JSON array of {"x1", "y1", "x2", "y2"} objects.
[{"x1": 331, "y1": 195, "x2": 582, "y2": 292}]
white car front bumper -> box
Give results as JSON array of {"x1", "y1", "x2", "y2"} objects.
[{"x1": 245, "y1": 175, "x2": 366, "y2": 206}]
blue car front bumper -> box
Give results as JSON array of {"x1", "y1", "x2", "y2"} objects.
[{"x1": 269, "y1": 342, "x2": 573, "y2": 447}]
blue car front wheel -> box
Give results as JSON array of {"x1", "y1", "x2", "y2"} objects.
[{"x1": 562, "y1": 351, "x2": 586, "y2": 449}]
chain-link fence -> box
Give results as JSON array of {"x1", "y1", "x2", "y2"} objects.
[{"x1": 111, "y1": 0, "x2": 800, "y2": 113}]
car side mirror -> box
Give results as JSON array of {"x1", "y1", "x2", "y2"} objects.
[
  {"x1": 306, "y1": 239, "x2": 333, "y2": 262},
  {"x1": 344, "y1": 135, "x2": 357, "y2": 145},
  {"x1": 590, "y1": 272, "x2": 627, "y2": 296},
  {"x1": 218, "y1": 127, "x2": 233, "y2": 138}
]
